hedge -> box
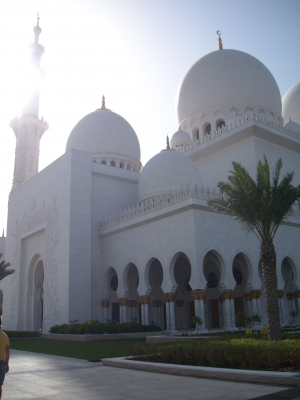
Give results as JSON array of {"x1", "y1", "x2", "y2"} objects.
[
  {"x1": 124, "y1": 337, "x2": 300, "y2": 371},
  {"x1": 5, "y1": 331, "x2": 41, "y2": 338},
  {"x1": 49, "y1": 320, "x2": 161, "y2": 334}
]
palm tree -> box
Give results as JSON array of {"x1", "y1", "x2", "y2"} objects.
[
  {"x1": 207, "y1": 156, "x2": 300, "y2": 341},
  {"x1": 0, "y1": 254, "x2": 14, "y2": 281}
]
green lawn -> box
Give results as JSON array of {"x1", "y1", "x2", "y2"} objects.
[{"x1": 10, "y1": 338, "x2": 145, "y2": 361}]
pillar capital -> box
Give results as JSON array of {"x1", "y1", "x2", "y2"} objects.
[
  {"x1": 118, "y1": 298, "x2": 128, "y2": 306},
  {"x1": 163, "y1": 292, "x2": 175, "y2": 302},
  {"x1": 139, "y1": 295, "x2": 150, "y2": 305},
  {"x1": 128, "y1": 300, "x2": 137, "y2": 308},
  {"x1": 278, "y1": 289, "x2": 284, "y2": 298},
  {"x1": 250, "y1": 289, "x2": 261, "y2": 299},
  {"x1": 101, "y1": 299, "x2": 109, "y2": 308},
  {"x1": 192, "y1": 289, "x2": 206, "y2": 300},
  {"x1": 152, "y1": 300, "x2": 162, "y2": 307},
  {"x1": 244, "y1": 293, "x2": 251, "y2": 301},
  {"x1": 295, "y1": 290, "x2": 300, "y2": 298},
  {"x1": 176, "y1": 299, "x2": 184, "y2": 307},
  {"x1": 287, "y1": 292, "x2": 295, "y2": 300}
]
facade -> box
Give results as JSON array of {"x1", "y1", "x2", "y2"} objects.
[{"x1": 0, "y1": 23, "x2": 300, "y2": 333}]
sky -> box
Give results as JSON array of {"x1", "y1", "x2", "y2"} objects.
[{"x1": 0, "y1": 0, "x2": 299, "y2": 234}]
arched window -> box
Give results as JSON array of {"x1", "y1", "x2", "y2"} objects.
[
  {"x1": 207, "y1": 272, "x2": 218, "y2": 288},
  {"x1": 127, "y1": 164, "x2": 131, "y2": 171},
  {"x1": 192, "y1": 127, "x2": 199, "y2": 141},
  {"x1": 101, "y1": 160, "x2": 107, "y2": 165},
  {"x1": 110, "y1": 275, "x2": 118, "y2": 291},
  {"x1": 110, "y1": 161, "x2": 116, "y2": 167},
  {"x1": 216, "y1": 120, "x2": 225, "y2": 130},
  {"x1": 203, "y1": 123, "x2": 211, "y2": 135},
  {"x1": 233, "y1": 268, "x2": 243, "y2": 285},
  {"x1": 119, "y1": 162, "x2": 124, "y2": 169}
]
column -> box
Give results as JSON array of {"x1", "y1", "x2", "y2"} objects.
[
  {"x1": 153, "y1": 300, "x2": 162, "y2": 327},
  {"x1": 229, "y1": 290, "x2": 236, "y2": 329},
  {"x1": 220, "y1": 290, "x2": 232, "y2": 330},
  {"x1": 139, "y1": 296, "x2": 150, "y2": 325},
  {"x1": 278, "y1": 290, "x2": 284, "y2": 325},
  {"x1": 169, "y1": 293, "x2": 176, "y2": 332},
  {"x1": 163, "y1": 293, "x2": 176, "y2": 332},
  {"x1": 101, "y1": 299, "x2": 109, "y2": 323},
  {"x1": 250, "y1": 290, "x2": 261, "y2": 316},
  {"x1": 118, "y1": 298, "x2": 128, "y2": 323},
  {"x1": 244, "y1": 293, "x2": 252, "y2": 315},
  {"x1": 295, "y1": 290, "x2": 300, "y2": 323},
  {"x1": 128, "y1": 300, "x2": 137, "y2": 322},
  {"x1": 192, "y1": 289, "x2": 206, "y2": 331},
  {"x1": 176, "y1": 300, "x2": 184, "y2": 329}
]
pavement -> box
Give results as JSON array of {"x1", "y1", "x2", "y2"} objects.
[{"x1": 3, "y1": 349, "x2": 300, "y2": 400}]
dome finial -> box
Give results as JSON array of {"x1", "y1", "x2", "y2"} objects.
[
  {"x1": 217, "y1": 31, "x2": 223, "y2": 50},
  {"x1": 166, "y1": 135, "x2": 170, "y2": 150},
  {"x1": 1, "y1": 230, "x2": 4, "y2": 238},
  {"x1": 101, "y1": 95, "x2": 106, "y2": 110},
  {"x1": 33, "y1": 13, "x2": 42, "y2": 42}
]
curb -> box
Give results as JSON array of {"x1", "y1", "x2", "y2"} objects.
[{"x1": 102, "y1": 357, "x2": 300, "y2": 387}]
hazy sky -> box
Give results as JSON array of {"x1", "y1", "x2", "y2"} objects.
[{"x1": 0, "y1": 0, "x2": 299, "y2": 233}]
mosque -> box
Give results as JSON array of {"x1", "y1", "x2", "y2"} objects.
[{"x1": 0, "y1": 20, "x2": 299, "y2": 334}]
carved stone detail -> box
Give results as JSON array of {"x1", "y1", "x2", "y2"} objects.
[
  {"x1": 250, "y1": 290, "x2": 261, "y2": 299},
  {"x1": 295, "y1": 290, "x2": 300, "y2": 298},
  {"x1": 163, "y1": 293, "x2": 175, "y2": 303},
  {"x1": 139, "y1": 295, "x2": 150, "y2": 305},
  {"x1": 277, "y1": 290, "x2": 284, "y2": 298},
  {"x1": 192, "y1": 289, "x2": 206, "y2": 300},
  {"x1": 102, "y1": 300, "x2": 109, "y2": 308},
  {"x1": 118, "y1": 298, "x2": 128, "y2": 306}
]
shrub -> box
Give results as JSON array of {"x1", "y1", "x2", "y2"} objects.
[
  {"x1": 124, "y1": 337, "x2": 300, "y2": 371},
  {"x1": 5, "y1": 331, "x2": 41, "y2": 338},
  {"x1": 49, "y1": 321, "x2": 161, "y2": 335}
]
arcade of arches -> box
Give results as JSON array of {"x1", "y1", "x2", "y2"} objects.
[{"x1": 102, "y1": 253, "x2": 300, "y2": 331}]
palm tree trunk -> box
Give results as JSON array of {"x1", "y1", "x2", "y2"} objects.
[{"x1": 260, "y1": 240, "x2": 282, "y2": 341}]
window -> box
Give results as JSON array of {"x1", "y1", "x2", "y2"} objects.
[
  {"x1": 233, "y1": 268, "x2": 243, "y2": 285},
  {"x1": 110, "y1": 161, "x2": 116, "y2": 167},
  {"x1": 127, "y1": 164, "x2": 131, "y2": 171},
  {"x1": 216, "y1": 120, "x2": 225, "y2": 130},
  {"x1": 207, "y1": 272, "x2": 218, "y2": 288},
  {"x1": 101, "y1": 160, "x2": 106, "y2": 165},
  {"x1": 119, "y1": 162, "x2": 124, "y2": 169},
  {"x1": 110, "y1": 275, "x2": 118, "y2": 291},
  {"x1": 203, "y1": 123, "x2": 211, "y2": 135}
]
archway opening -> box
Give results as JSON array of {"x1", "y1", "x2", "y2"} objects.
[
  {"x1": 203, "y1": 251, "x2": 222, "y2": 328},
  {"x1": 126, "y1": 263, "x2": 139, "y2": 322},
  {"x1": 33, "y1": 260, "x2": 44, "y2": 332},
  {"x1": 232, "y1": 253, "x2": 250, "y2": 325},
  {"x1": 147, "y1": 259, "x2": 164, "y2": 328},
  {"x1": 173, "y1": 255, "x2": 192, "y2": 330}
]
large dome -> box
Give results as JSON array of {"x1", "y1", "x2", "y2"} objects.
[
  {"x1": 176, "y1": 49, "x2": 282, "y2": 125},
  {"x1": 66, "y1": 108, "x2": 141, "y2": 169},
  {"x1": 282, "y1": 81, "x2": 300, "y2": 125},
  {"x1": 138, "y1": 149, "x2": 202, "y2": 203}
]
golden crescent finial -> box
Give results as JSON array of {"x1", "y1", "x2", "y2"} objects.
[{"x1": 217, "y1": 30, "x2": 223, "y2": 50}]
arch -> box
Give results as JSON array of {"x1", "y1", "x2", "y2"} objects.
[
  {"x1": 215, "y1": 119, "x2": 225, "y2": 130},
  {"x1": 127, "y1": 164, "x2": 132, "y2": 171},
  {"x1": 192, "y1": 126, "x2": 199, "y2": 141},
  {"x1": 104, "y1": 267, "x2": 118, "y2": 296},
  {"x1": 203, "y1": 122, "x2": 211, "y2": 135},
  {"x1": 100, "y1": 160, "x2": 107, "y2": 165},
  {"x1": 26, "y1": 255, "x2": 44, "y2": 332},
  {"x1": 258, "y1": 109, "x2": 266, "y2": 117},
  {"x1": 110, "y1": 160, "x2": 116, "y2": 167},
  {"x1": 228, "y1": 108, "x2": 239, "y2": 118},
  {"x1": 281, "y1": 257, "x2": 296, "y2": 292},
  {"x1": 123, "y1": 262, "x2": 139, "y2": 297},
  {"x1": 203, "y1": 249, "x2": 225, "y2": 286},
  {"x1": 119, "y1": 162, "x2": 124, "y2": 169},
  {"x1": 232, "y1": 252, "x2": 252, "y2": 288},
  {"x1": 201, "y1": 113, "x2": 209, "y2": 122},
  {"x1": 213, "y1": 109, "x2": 223, "y2": 118}
]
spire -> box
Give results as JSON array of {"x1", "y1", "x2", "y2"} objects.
[
  {"x1": 33, "y1": 13, "x2": 42, "y2": 43},
  {"x1": 101, "y1": 95, "x2": 106, "y2": 110},
  {"x1": 1, "y1": 230, "x2": 4, "y2": 238},
  {"x1": 217, "y1": 30, "x2": 223, "y2": 50},
  {"x1": 166, "y1": 136, "x2": 170, "y2": 150}
]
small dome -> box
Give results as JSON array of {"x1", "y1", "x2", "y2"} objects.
[
  {"x1": 138, "y1": 149, "x2": 202, "y2": 203},
  {"x1": 282, "y1": 81, "x2": 300, "y2": 125},
  {"x1": 66, "y1": 109, "x2": 141, "y2": 168},
  {"x1": 284, "y1": 121, "x2": 300, "y2": 133},
  {"x1": 177, "y1": 49, "x2": 282, "y2": 124},
  {"x1": 170, "y1": 129, "x2": 192, "y2": 149}
]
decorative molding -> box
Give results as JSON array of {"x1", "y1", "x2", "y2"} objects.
[
  {"x1": 118, "y1": 298, "x2": 128, "y2": 307},
  {"x1": 250, "y1": 289, "x2": 261, "y2": 300},
  {"x1": 163, "y1": 293, "x2": 176, "y2": 303},
  {"x1": 294, "y1": 290, "x2": 300, "y2": 298},
  {"x1": 277, "y1": 290, "x2": 284, "y2": 299},
  {"x1": 10, "y1": 198, "x2": 60, "y2": 327}
]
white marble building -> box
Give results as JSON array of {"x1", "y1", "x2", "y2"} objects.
[{"x1": 0, "y1": 23, "x2": 300, "y2": 333}]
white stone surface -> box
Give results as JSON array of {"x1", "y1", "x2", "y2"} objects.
[{"x1": 282, "y1": 80, "x2": 300, "y2": 125}]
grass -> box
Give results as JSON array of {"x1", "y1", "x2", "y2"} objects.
[{"x1": 10, "y1": 338, "x2": 145, "y2": 361}]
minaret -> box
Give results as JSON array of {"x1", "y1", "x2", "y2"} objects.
[{"x1": 10, "y1": 15, "x2": 48, "y2": 191}]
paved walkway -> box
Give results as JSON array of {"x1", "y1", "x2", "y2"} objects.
[{"x1": 3, "y1": 350, "x2": 300, "y2": 400}]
